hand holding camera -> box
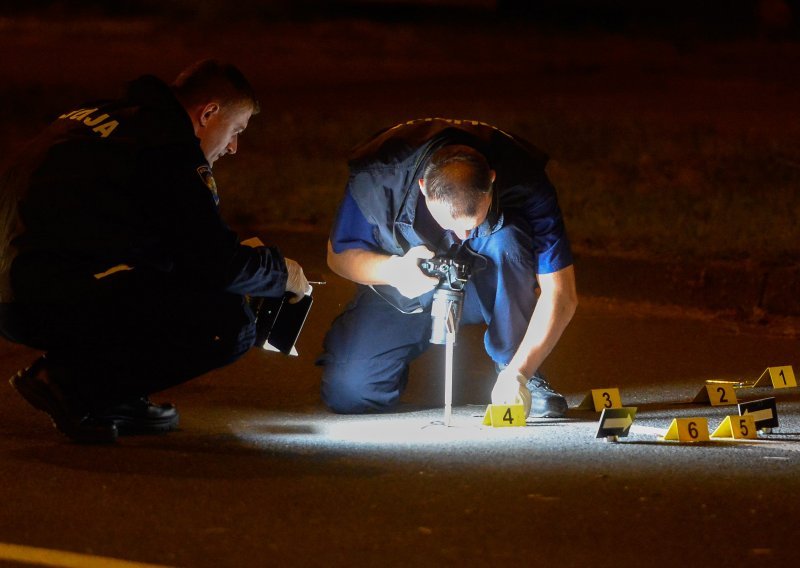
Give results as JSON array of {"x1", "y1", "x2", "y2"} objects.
[{"x1": 382, "y1": 245, "x2": 439, "y2": 299}]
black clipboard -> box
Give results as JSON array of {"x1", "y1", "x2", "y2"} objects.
[{"x1": 251, "y1": 293, "x2": 313, "y2": 356}]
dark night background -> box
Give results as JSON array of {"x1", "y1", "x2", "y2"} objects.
[
  {"x1": 1, "y1": 0, "x2": 799, "y2": 263},
  {"x1": 3, "y1": 1, "x2": 798, "y2": 36}
]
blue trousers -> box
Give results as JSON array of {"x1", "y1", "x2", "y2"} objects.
[{"x1": 319, "y1": 213, "x2": 538, "y2": 413}]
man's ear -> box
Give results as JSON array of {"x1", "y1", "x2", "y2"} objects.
[
  {"x1": 489, "y1": 169, "x2": 496, "y2": 184},
  {"x1": 198, "y1": 102, "x2": 220, "y2": 128},
  {"x1": 418, "y1": 178, "x2": 426, "y2": 197}
]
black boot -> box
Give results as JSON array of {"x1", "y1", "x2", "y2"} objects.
[
  {"x1": 93, "y1": 397, "x2": 179, "y2": 435},
  {"x1": 526, "y1": 372, "x2": 568, "y2": 418},
  {"x1": 495, "y1": 363, "x2": 568, "y2": 419},
  {"x1": 10, "y1": 356, "x2": 118, "y2": 444}
]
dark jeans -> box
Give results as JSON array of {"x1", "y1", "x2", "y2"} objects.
[{"x1": 0, "y1": 269, "x2": 255, "y2": 410}]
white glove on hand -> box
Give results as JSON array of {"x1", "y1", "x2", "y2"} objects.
[
  {"x1": 284, "y1": 257, "x2": 310, "y2": 303},
  {"x1": 491, "y1": 368, "x2": 532, "y2": 418},
  {"x1": 382, "y1": 245, "x2": 439, "y2": 299}
]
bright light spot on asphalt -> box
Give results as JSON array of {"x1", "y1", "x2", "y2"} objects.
[
  {"x1": 229, "y1": 406, "x2": 553, "y2": 451},
  {"x1": 323, "y1": 415, "x2": 493, "y2": 445}
]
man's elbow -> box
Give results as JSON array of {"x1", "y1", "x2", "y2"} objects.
[
  {"x1": 326, "y1": 247, "x2": 337, "y2": 273},
  {"x1": 561, "y1": 271, "x2": 579, "y2": 319},
  {"x1": 563, "y1": 287, "x2": 578, "y2": 320},
  {"x1": 550, "y1": 268, "x2": 578, "y2": 322},
  {"x1": 326, "y1": 241, "x2": 344, "y2": 277}
]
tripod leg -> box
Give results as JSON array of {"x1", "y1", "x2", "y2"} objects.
[{"x1": 444, "y1": 330, "x2": 454, "y2": 426}]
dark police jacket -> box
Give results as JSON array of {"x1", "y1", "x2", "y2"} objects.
[
  {"x1": 346, "y1": 118, "x2": 554, "y2": 257},
  {"x1": 4, "y1": 75, "x2": 286, "y2": 303}
]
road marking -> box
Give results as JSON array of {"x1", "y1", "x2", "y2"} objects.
[{"x1": 0, "y1": 543, "x2": 174, "y2": 568}]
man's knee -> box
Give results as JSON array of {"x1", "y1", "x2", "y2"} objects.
[
  {"x1": 320, "y1": 359, "x2": 404, "y2": 414},
  {"x1": 322, "y1": 380, "x2": 377, "y2": 414},
  {"x1": 209, "y1": 318, "x2": 256, "y2": 369},
  {"x1": 160, "y1": 296, "x2": 255, "y2": 378}
]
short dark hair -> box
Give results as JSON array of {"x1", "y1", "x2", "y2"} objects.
[
  {"x1": 423, "y1": 145, "x2": 492, "y2": 218},
  {"x1": 172, "y1": 59, "x2": 260, "y2": 114}
]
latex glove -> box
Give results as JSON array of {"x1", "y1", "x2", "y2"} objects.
[
  {"x1": 491, "y1": 368, "x2": 532, "y2": 418},
  {"x1": 382, "y1": 245, "x2": 439, "y2": 299},
  {"x1": 284, "y1": 257, "x2": 311, "y2": 303}
]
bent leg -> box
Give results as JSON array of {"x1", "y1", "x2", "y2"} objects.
[
  {"x1": 461, "y1": 212, "x2": 538, "y2": 366},
  {"x1": 318, "y1": 285, "x2": 432, "y2": 414},
  {"x1": 3, "y1": 270, "x2": 256, "y2": 411},
  {"x1": 461, "y1": 214, "x2": 569, "y2": 417}
]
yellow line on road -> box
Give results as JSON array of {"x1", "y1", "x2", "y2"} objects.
[{"x1": 0, "y1": 543, "x2": 175, "y2": 568}]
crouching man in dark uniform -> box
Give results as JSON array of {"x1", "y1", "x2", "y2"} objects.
[
  {"x1": 0, "y1": 59, "x2": 309, "y2": 443},
  {"x1": 319, "y1": 118, "x2": 577, "y2": 418}
]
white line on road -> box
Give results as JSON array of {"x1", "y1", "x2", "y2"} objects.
[{"x1": 0, "y1": 543, "x2": 175, "y2": 568}]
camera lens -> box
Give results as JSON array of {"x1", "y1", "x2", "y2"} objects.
[{"x1": 429, "y1": 288, "x2": 464, "y2": 345}]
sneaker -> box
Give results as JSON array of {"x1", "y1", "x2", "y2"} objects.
[
  {"x1": 526, "y1": 372, "x2": 568, "y2": 418},
  {"x1": 10, "y1": 356, "x2": 118, "y2": 444},
  {"x1": 94, "y1": 397, "x2": 179, "y2": 435}
]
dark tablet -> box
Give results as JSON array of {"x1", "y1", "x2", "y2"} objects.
[{"x1": 252, "y1": 293, "x2": 313, "y2": 355}]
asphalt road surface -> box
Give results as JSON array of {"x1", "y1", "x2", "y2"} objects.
[{"x1": 1, "y1": 232, "x2": 798, "y2": 568}]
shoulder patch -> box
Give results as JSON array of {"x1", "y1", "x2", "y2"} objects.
[{"x1": 196, "y1": 165, "x2": 219, "y2": 205}]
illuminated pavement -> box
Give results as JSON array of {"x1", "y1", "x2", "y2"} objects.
[{"x1": 1, "y1": 233, "x2": 799, "y2": 567}]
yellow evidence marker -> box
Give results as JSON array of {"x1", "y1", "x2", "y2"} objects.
[
  {"x1": 752, "y1": 366, "x2": 797, "y2": 389},
  {"x1": 693, "y1": 383, "x2": 738, "y2": 406},
  {"x1": 711, "y1": 415, "x2": 758, "y2": 440},
  {"x1": 482, "y1": 404, "x2": 526, "y2": 427},
  {"x1": 663, "y1": 417, "x2": 710, "y2": 442},
  {"x1": 576, "y1": 388, "x2": 622, "y2": 411}
]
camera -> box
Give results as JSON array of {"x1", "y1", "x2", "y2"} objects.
[
  {"x1": 419, "y1": 257, "x2": 471, "y2": 292},
  {"x1": 419, "y1": 256, "x2": 472, "y2": 345}
]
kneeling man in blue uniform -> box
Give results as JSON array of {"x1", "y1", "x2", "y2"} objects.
[{"x1": 319, "y1": 118, "x2": 578, "y2": 418}]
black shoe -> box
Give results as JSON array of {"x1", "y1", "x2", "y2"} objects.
[
  {"x1": 526, "y1": 372, "x2": 568, "y2": 418},
  {"x1": 94, "y1": 397, "x2": 179, "y2": 435},
  {"x1": 10, "y1": 356, "x2": 118, "y2": 444}
]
